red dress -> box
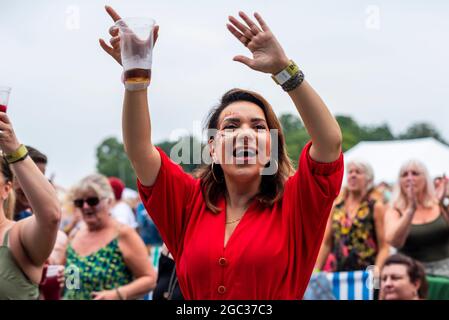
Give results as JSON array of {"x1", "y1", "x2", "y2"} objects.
[{"x1": 138, "y1": 142, "x2": 344, "y2": 299}]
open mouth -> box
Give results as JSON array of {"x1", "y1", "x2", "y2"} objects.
[{"x1": 232, "y1": 146, "x2": 258, "y2": 163}]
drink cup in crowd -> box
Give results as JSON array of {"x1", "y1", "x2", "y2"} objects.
[
  {"x1": 40, "y1": 265, "x2": 63, "y2": 300},
  {"x1": 115, "y1": 17, "x2": 156, "y2": 91},
  {"x1": 0, "y1": 86, "x2": 11, "y2": 113}
]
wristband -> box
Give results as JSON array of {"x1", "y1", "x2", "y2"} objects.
[
  {"x1": 271, "y1": 60, "x2": 300, "y2": 85},
  {"x1": 281, "y1": 70, "x2": 305, "y2": 92},
  {"x1": 116, "y1": 287, "x2": 125, "y2": 300},
  {"x1": 5, "y1": 144, "x2": 29, "y2": 164}
]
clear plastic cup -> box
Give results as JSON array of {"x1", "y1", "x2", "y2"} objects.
[
  {"x1": 40, "y1": 264, "x2": 63, "y2": 300},
  {"x1": 0, "y1": 86, "x2": 11, "y2": 113},
  {"x1": 115, "y1": 17, "x2": 156, "y2": 91}
]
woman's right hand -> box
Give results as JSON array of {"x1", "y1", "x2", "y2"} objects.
[
  {"x1": 406, "y1": 185, "x2": 417, "y2": 216},
  {"x1": 99, "y1": 6, "x2": 159, "y2": 66}
]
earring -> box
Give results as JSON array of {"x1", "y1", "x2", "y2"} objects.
[
  {"x1": 211, "y1": 162, "x2": 223, "y2": 183},
  {"x1": 262, "y1": 159, "x2": 279, "y2": 175}
]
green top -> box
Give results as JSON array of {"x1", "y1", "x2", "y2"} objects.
[
  {"x1": 63, "y1": 238, "x2": 133, "y2": 300},
  {"x1": 0, "y1": 230, "x2": 39, "y2": 300},
  {"x1": 399, "y1": 211, "x2": 449, "y2": 263}
]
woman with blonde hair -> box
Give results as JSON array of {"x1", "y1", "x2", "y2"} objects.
[
  {"x1": 385, "y1": 160, "x2": 449, "y2": 277},
  {"x1": 62, "y1": 174, "x2": 156, "y2": 300},
  {"x1": 316, "y1": 160, "x2": 389, "y2": 271}
]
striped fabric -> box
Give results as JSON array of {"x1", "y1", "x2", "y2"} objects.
[{"x1": 326, "y1": 270, "x2": 374, "y2": 300}]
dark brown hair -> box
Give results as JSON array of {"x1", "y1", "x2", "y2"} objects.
[
  {"x1": 1, "y1": 156, "x2": 15, "y2": 220},
  {"x1": 26, "y1": 145, "x2": 47, "y2": 164},
  {"x1": 195, "y1": 88, "x2": 295, "y2": 213},
  {"x1": 382, "y1": 254, "x2": 428, "y2": 299}
]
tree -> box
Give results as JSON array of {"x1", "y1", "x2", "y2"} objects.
[
  {"x1": 360, "y1": 124, "x2": 394, "y2": 141},
  {"x1": 399, "y1": 122, "x2": 447, "y2": 144},
  {"x1": 96, "y1": 137, "x2": 137, "y2": 189},
  {"x1": 157, "y1": 135, "x2": 203, "y2": 173},
  {"x1": 96, "y1": 135, "x2": 204, "y2": 190},
  {"x1": 279, "y1": 114, "x2": 303, "y2": 134},
  {"x1": 336, "y1": 115, "x2": 395, "y2": 151}
]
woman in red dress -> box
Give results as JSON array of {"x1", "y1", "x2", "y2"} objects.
[{"x1": 100, "y1": 6, "x2": 344, "y2": 299}]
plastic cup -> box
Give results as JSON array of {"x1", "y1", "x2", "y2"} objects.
[
  {"x1": 40, "y1": 265, "x2": 63, "y2": 300},
  {"x1": 0, "y1": 86, "x2": 11, "y2": 113},
  {"x1": 115, "y1": 17, "x2": 156, "y2": 90}
]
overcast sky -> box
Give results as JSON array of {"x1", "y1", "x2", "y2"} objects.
[{"x1": 1, "y1": 0, "x2": 448, "y2": 188}]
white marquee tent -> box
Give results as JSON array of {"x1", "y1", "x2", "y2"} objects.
[{"x1": 343, "y1": 137, "x2": 449, "y2": 184}]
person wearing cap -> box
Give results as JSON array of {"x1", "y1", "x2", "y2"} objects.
[{"x1": 108, "y1": 177, "x2": 138, "y2": 230}]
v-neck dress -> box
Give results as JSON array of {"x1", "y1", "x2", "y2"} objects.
[{"x1": 138, "y1": 142, "x2": 344, "y2": 299}]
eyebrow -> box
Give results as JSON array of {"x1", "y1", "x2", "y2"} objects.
[{"x1": 222, "y1": 117, "x2": 267, "y2": 123}]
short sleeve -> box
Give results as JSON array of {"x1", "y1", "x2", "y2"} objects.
[
  {"x1": 137, "y1": 147, "x2": 197, "y2": 259},
  {"x1": 283, "y1": 141, "x2": 344, "y2": 297}
]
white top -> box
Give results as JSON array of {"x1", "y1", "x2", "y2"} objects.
[{"x1": 110, "y1": 201, "x2": 138, "y2": 228}]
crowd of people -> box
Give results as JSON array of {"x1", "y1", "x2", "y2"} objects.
[
  {"x1": 1, "y1": 5, "x2": 448, "y2": 301},
  {"x1": 313, "y1": 159, "x2": 449, "y2": 300}
]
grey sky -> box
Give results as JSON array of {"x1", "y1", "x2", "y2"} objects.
[{"x1": 1, "y1": 0, "x2": 448, "y2": 188}]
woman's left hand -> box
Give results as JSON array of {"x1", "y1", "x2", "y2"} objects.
[
  {"x1": 0, "y1": 112, "x2": 21, "y2": 154},
  {"x1": 227, "y1": 11, "x2": 290, "y2": 75},
  {"x1": 91, "y1": 289, "x2": 120, "y2": 300}
]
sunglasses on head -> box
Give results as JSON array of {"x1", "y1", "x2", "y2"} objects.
[{"x1": 73, "y1": 197, "x2": 101, "y2": 208}]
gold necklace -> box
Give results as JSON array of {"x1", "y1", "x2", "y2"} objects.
[{"x1": 225, "y1": 217, "x2": 242, "y2": 225}]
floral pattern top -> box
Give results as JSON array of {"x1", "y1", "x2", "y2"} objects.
[{"x1": 327, "y1": 198, "x2": 378, "y2": 271}]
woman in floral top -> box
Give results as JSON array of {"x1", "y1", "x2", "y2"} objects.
[{"x1": 316, "y1": 160, "x2": 390, "y2": 272}]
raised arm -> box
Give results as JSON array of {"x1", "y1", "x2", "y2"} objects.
[
  {"x1": 227, "y1": 11, "x2": 342, "y2": 162},
  {"x1": 0, "y1": 113, "x2": 61, "y2": 266},
  {"x1": 99, "y1": 6, "x2": 161, "y2": 186}
]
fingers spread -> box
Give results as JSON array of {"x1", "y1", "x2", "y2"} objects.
[
  {"x1": 254, "y1": 12, "x2": 270, "y2": 32},
  {"x1": 227, "y1": 24, "x2": 249, "y2": 46},
  {"x1": 228, "y1": 15, "x2": 252, "y2": 38},
  {"x1": 238, "y1": 11, "x2": 261, "y2": 35},
  {"x1": 233, "y1": 55, "x2": 255, "y2": 69}
]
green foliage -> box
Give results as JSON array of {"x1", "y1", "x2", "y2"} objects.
[
  {"x1": 96, "y1": 137, "x2": 137, "y2": 189},
  {"x1": 398, "y1": 122, "x2": 447, "y2": 144},
  {"x1": 96, "y1": 136, "x2": 203, "y2": 189},
  {"x1": 96, "y1": 116, "x2": 446, "y2": 184},
  {"x1": 158, "y1": 136, "x2": 203, "y2": 173}
]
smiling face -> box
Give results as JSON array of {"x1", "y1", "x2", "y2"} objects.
[
  {"x1": 209, "y1": 101, "x2": 272, "y2": 182},
  {"x1": 381, "y1": 264, "x2": 420, "y2": 300},
  {"x1": 73, "y1": 188, "x2": 111, "y2": 231}
]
